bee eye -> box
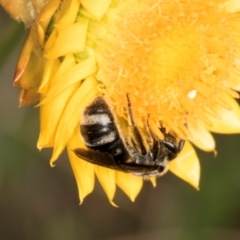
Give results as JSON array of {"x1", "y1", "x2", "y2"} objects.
[{"x1": 163, "y1": 141, "x2": 177, "y2": 153}]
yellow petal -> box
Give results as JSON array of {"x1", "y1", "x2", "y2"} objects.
[
  {"x1": 38, "y1": 58, "x2": 61, "y2": 96},
  {"x1": 36, "y1": 0, "x2": 62, "y2": 46},
  {"x1": 116, "y1": 171, "x2": 143, "y2": 202},
  {"x1": 49, "y1": 76, "x2": 98, "y2": 165},
  {"x1": 148, "y1": 177, "x2": 157, "y2": 187},
  {"x1": 67, "y1": 131, "x2": 95, "y2": 203},
  {"x1": 206, "y1": 93, "x2": 240, "y2": 133},
  {"x1": 188, "y1": 120, "x2": 215, "y2": 152},
  {"x1": 95, "y1": 166, "x2": 117, "y2": 207},
  {"x1": 38, "y1": 54, "x2": 75, "y2": 95},
  {"x1": 46, "y1": 20, "x2": 89, "y2": 59},
  {"x1": 169, "y1": 141, "x2": 200, "y2": 190},
  {"x1": 40, "y1": 55, "x2": 97, "y2": 105},
  {"x1": 43, "y1": 0, "x2": 80, "y2": 50},
  {"x1": 55, "y1": 0, "x2": 80, "y2": 30},
  {"x1": 37, "y1": 55, "x2": 76, "y2": 148},
  {"x1": 44, "y1": 28, "x2": 58, "y2": 55},
  {"x1": 37, "y1": 83, "x2": 78, "y2": 148},
  {"x1": 81, "y1": 0, "x2": 112, "y2": 20},
  {"x1": 228, "y1": 69, "x2": 240, "y2": 92}
]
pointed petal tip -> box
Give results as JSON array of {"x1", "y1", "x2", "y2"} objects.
[
  {"x1": 191, "y1": 182, "x2": 200, "y2": 191},
  {"x1": 79, "y1": 198, "x2": 84, "y2": 205},
  {"x1": 18, "y1": 89, "x2": 40, "y2": 106},
  {"x1": 169, "y1": 141, "x2": 200, "y2": 190},
  {"x1": 50, "y1": 160, "x2": 56, "y2": 167},
  {"x1": 116, "y1": 172, "x2": 143, "y2": 203},
  {"x1": 149, "y1": 177, "x2": 157, "y2": 187},
  {"x1": 110, "y1": 201, "x2": 119, "y2": 208},
  {"x1": 213, "y1": 150, "x2": 218, "y2": 157},
  {"x1": 13, "y1": 68, "x2": 23, "y2": 86}
]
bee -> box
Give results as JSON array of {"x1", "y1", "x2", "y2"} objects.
[{"x1": 73, "y1": 95, "x2": 185, "y2": 177}]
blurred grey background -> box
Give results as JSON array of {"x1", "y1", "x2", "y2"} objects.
[{"x1": 1, "y1": 6, "x2": 240, "y2": 240}]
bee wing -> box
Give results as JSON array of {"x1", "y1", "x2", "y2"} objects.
[
  {"x1": 73, "y1": 148, "x2": 162, "y2": 175},
  {"x1": 73, "y1": 148, "x2": 127, "y2": 171}
]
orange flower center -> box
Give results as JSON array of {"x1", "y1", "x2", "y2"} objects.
[{"x1": 96, "y1": 0, "x2": 240, "y2": 138}]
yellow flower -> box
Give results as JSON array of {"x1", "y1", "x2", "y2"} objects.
[{"x1": 4, "y1": 0, "x2": 240, "y2": 204}]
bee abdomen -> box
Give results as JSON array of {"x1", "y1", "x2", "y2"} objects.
[
  {"x1": 80, "y1": 123, "x2": 117, "y2": 147},
  {"x1": 80, "y1": 97, "x2": 129, "y2": 162}
]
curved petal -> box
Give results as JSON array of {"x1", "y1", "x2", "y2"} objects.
[
  {"x1": 55, "y1": 0, "x2": 80, "y2": 30},
  {"x1": 38, "y1": 54, "x2": 75, "y2": 95},
  {"x1": 37, "y1": 83, "x2": 78, "y2": 148},
  {"x1": 36, "y1": 0, "x2": 62, "y2": 46},
  {"x1": 38, "y1": 58, "x2": 61, "y2": 96},
  {"x1": 19, "y1": 88, "x2": 39, "y2": 106},
  {"x1": 40, "y1": 55, "x2": 97, "y2": 104},
  {"x1": 188, "y1": 120, "x2": 215, "y2": 152},
  {"x1": 169, "y1": 141, "x2": 200, "y2": 190},
  {"x1": 46, "y1": 20, "x2": 89, "y2": 60},
  {"x1": 95, "y1": 166, "x2": 117, "y2": 207},
  {"x1": 227, "y1": 68, "x2": 240, "y2": 91},
  {"x1": 206, "y1": 93, "x2": 240, "y2": 133},
  {"x1": 116, "y1": 171, "x2": 143, "y2": 202},
  {"x1": 49, "y1": 76, "x2": 98, "y2": 165},
  {"x1": 13, "y1": 32, "x2": 33, "y2": 85},
  {"x1": 67, "y1": 131, "x2": 95, "y2": 204},
  {"x1": 148, "y1": 177, "x2": 157, "y2": 187}
]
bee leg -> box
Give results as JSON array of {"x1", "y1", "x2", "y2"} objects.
[
  {"x1": 159, "y1": 125, "x2": 167, "y2": 136},
  {"x1": 126, "y1": 94, "x2": 147, "y2": 155},
  {"x1": 145, "y1": 116, "x2": 160, "y2": 159},
  {"x1": 144, "y1": 116, "x2": 152, "y2": 146}
]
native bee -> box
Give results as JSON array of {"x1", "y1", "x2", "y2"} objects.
[{"x1": 74, "y1": 95, "x2": 185, "y2": 177}]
